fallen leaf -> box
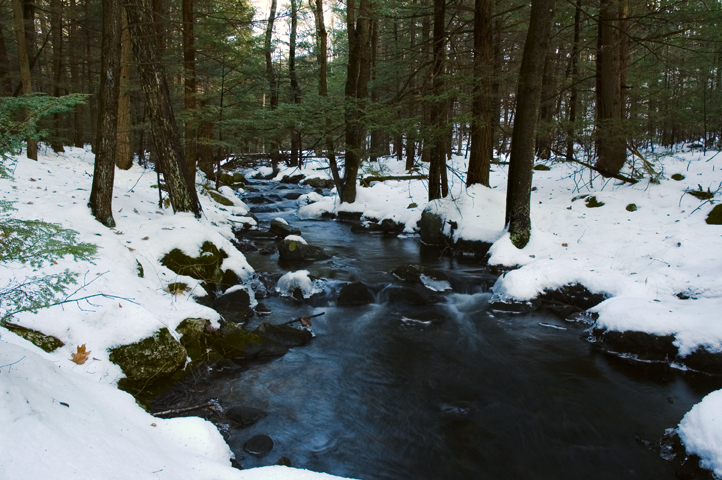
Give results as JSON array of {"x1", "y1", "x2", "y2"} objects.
[
  {"x1": 119, "y1": 303, "x2": 123, "y2": 308},
  {"x1": 151, "y1": 423, "x2": 157, "y2": 427},
  {"x1": 114, "y1": 231, "x2": 124, "y2": 235},
  {"x1": 71, "y1": 345, "x2": 91, "y2": 365},
  {"x1": 562, "y1": 243, "x2": 568, "y2": 247},
  {"x1": 128, "y1": 247, "x2": 135, "y2": 252},
  {"x1": 142, "y1": 236, "x2": 149, "y2": 240},
  {"x1": 133, "y1": 208, "x2": 139, "y2": 214}
]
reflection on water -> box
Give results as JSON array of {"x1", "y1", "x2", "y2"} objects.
[{"x1": 201, "y1": 180, "x2": 722, "y2": 480}]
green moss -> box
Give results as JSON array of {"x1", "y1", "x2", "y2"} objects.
[
  {"x1": 136, "y1": 260, "x2": 144, "y2": 278},
  {"x1": 109, "y1": 328, "x2": 187, "y2": 391},
  {"x1": 671, "y1": 173, "x2": 685, "y2": 181},
  {"x1": 533, "y1": 164, "x2": 551, "y2": 171},
  {"x1": 1, "y1": 320, "x2": 64, "y2": 352},
  {"x1": 161, "y1": 241, "x2": 231, "y2": 291},
  {"x1": 706, "y1": 204, "x2": 722, "y2": 225},
  {"x1": 687, "y1": 186, "x2": 714, "y2": 200},
  {"x1": 208, "y1": 190, "x2": 235, "y2": 206},
  {"x1": 626, "y1": 203, "x2": 637, "y2": 212}
]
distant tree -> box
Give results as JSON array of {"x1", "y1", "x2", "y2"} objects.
[
  {"x1": 505, "y1": 0, "x2": 556, "y2": 249},
  {"x1": 10, "y1": 0, "x2": 37, "y2": 160}
]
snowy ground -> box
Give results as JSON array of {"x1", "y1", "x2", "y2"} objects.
[{"x1": 1, "y1": 145, "x2": 721, "y2": 478}]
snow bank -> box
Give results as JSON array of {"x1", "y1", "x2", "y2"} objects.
[{"x1": 678, "y1": 389, "x2": 722, "y2": 477}]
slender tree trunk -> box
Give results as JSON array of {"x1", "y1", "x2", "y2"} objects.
[
  {"x1": 11, "y1": 0, "x2": 37, "y2": 159},
  {"x1": 0, "y1": 22, "x2": 12, "y2": 95},
  {"x1": 116, "y1": 11, "x2": 133, "y2": 169},
  {"x1": 126, "y1": 0, "x2": 202, "y2": 217},
  {"x1": 428, "y1": 0, "x2": 447, "y2": 201},
  {"x1": 341, "y1": 0, "x2": 372, "y2": 204},
  {"x1": 289, "y1": 0, "x2": 302, "y2": 166},
  {"x1": 369, "y1": 18, "x2": 383, "y2": 162},
  {"x1": 68, "y1": 0, "x2": 84, "y2": 147},
  {"x1": 89, "y1": 0, "x2": 122, "y2": 228},
  {"x1": 505, "y1": 0, "x2": 556, "y2": 249},
  {"x1": 264, "y1": 0, "x2": 280, "y2": 171},
  {"x1": 182, "y1": 0, "x2": 197, "y2": 179},
  {"x1": 467, "y1": 0, "x2": 493, "y2": 187},
  {"x1": 85, "y1": 0, "x2": 97, "y2": 150},
  {"x1": 492, "y1": 18, "x2": 502, "y2": 153},
  {"x1": 595, "y1": 0, "x2": 626, "y2": 177},
  {"x1": 312, "y1": 0, "x2": 341, "y2": 192},
  {"x1": 405, "y1": 3, "x2": 417, "y2": 170},
  {"x1": 50, "y1": 0, "x2": 65, "y2": 152},
  {"x1": 566, "y1": 0, "x2": 582, "y2": 162}
]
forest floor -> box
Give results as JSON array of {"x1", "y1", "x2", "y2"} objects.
[{"x1": 1, "y1": 145, "x2": 721, "y2": 479}]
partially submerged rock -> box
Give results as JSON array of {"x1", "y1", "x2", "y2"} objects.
[
  {"x1": 211, "y1": 321, "x2": 288, "y2": 359},
  {"x1": 269, "y1": 218, "x2": 301, "y2": 237},
  {"x1": 161, "y1": 241, "x2": 238, "y2": 294},
  {"x1": 212, "y1": 288, "x2": 255, "y2": 323},
  {"x1": 337, "y1": 282, "x2": 375, "y2": 306},
  {"x1": 277, "y1": 237, "x2": 330, "y2": 262},
  {"x1": 225, "y1": 405, "x2": 268, "y2": 428},
  {"x1": 254, "y1": 322, "x2": 313, "y2": 347}
]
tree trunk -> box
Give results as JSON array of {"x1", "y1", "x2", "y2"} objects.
[
  {"x1": 89, "y1": 0, "x2": 122, "y2": 228},
  {"x1": 116, "y1": 11, "x2": 133, "y2": 170},
  {"x1": 11, "y1": 0, "x2": 37, "y2": 160},
  {"x1": 126, "y1": 0, "x2": 202, "y2": 217},
  {"x1": 505, "y1": 0, "x2": 556, "y2": 249},
  {"x1": 68, "y1": 0, "x2": 84, "y2": 148},
  {"x1": 404, "y1": 3, "x2": 417, "y2": 170},
  {"x1": 312, "y1": 0, "x2": 341, "y2": 191},
  {"x1": 85, "y1": 0, "x2": 97, "y2": 151},
  {"x1": 467, "y1": 0, "x2": 493, "y2": 187},
  {"x1": 428, "y1": 0, "x2": 447, "y2": 201},
  {"x1": 264, "y1": 0, "x2": 280, "y2": 172},
  {"x1": 595, "y1": 0, "x2": 626, "y2": 177},
  {"x1": 565, "y1": 0, "x2": 582, "y2": 162},
  {"x1": 289, "y1": 0, "x2": 302, "y2": 167},
  {"x1": 182, "y1": 0, "x2": 197, "y2": 179},
  {"x1": 0, "y1": 22, "x2": 12, "y2": 95},
  {"x1": 50, "y1": 0, "x2": 65, "y2": 153},
  {"x1": 341, "y1": 0, "x2": 372, "y2": 204}
]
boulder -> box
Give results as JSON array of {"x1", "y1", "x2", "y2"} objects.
[
  {"x1": 225, "y1": 405, "x2": 268, "y2": 428},
  {"x1": 283, "y1": 192, "x2": 303, "y2": 200},
  {"x1": 280, "y1": 174, "x2": 305, "y2": 184},
  {"x1": 337, "y1": 282, "x2": 375, "y2": 306},
  {"x1": 211, "y1": 321, "x2": 288, "y2": 359},
  {"x1": 244, "y1": 434, "x2": 274, "y2": 456},
  {"x1": 270, "y1": 218, "x2": 301, "y2": 237},
  {"x1": 254, "y1": 322, "x2": 313, "y2": 347},
  {"x1": 706, "y1": 204, "x2": 722, "y2": 225},
  {"x1": 212, "y1": 288, "x2": 255, "y2": 323},
  {"x1": 161, "y1": 242, "x2": 238, "y2": 293},
  {"x1": 419, "y1": 210, "x2": 445, "y2": 245},
  {"x1": 208, "y1": 190, "x2": 235, "y2": 206},
  {"x1": 277, "y1": 238, "x2": 330, "y2": 262},
  {"x1": 679, "y1": 346, "x2": 722, "y2": 374},
  {"x1": 175, "y1": 318, "x2": 215, "y2": 362},
  {"x1": 336, "y1": 211, "x2": 363, "y2": 222},
  {"x1": 592, "y1": 329, "x2": 678, "y2": 361},
  {"x1": 109, "y1": 328, "x2": 187, "y2": 392},
  {"x1": 386, "y1": 286, "x2": 442, "y2": 305},
  {"x1": 303, "y1": 178, "x2": 335, "y2": 189},
  {"x1": 538, "y1": 283, "x2": 606, "y2": 319}
]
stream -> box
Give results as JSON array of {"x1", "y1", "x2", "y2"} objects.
[{"x1": 200, "y1": 178, "x2": 722, "y2": 479}]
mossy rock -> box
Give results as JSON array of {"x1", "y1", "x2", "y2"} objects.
[
  {"x1": 176, "y1": 318, "x2": 215, "y2": 362},
  {"x1": 671, "y1": 173, "x2": 685, "y2": 181},
  {"x1": 109, "y1": 328, "x2": 187, "y2": 390},
  {"x1": 533, "y1": 164, "x2": 551, "y2": 171},
  {"x1": 706, "y1": 204, "x2": 722, "y2": 225},
  {"x1": 418, "y1": 210, "x2": 445, "y2": 245},
  {"x1": 219, "y1": 172, "x2": 246, "y2": 187},
  {"x1": 161, "y1": 241, "x2": 237, "y2": 292},
  {"x1": 585, "y1": 196, "x2": 605, "y2": 208},
  {"x1": 208, "y1": 190, "x2": 235, "y2": 207},
  {"x1": 277, "y1": 239, "x2": 330, "y2": 262},
  {"x1": 626, "y1": 203, "x2": 637, "y2": 212},
  {"x1": 211, "y1": 322, "x2": 288, "y2": 359},
  {"x1": 1, "y1": 320, "x2": 64, "y2": 352},
  {"x1": 212, "y1": 288, "x2": 255, "y2": 323}
]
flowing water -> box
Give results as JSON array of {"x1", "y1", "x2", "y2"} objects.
[{"x1": 201, "y1": 179, "x2": 722, "y2": 480}]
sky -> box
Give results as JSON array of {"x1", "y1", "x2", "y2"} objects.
[{"x1": 1, "y1": 144, "x2": 721, "y2": 478}]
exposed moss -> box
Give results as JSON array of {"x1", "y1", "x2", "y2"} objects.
[
  {"x1": 626, "y1": 203, "x2": 637, "y2": 212},
  {"x1": 687, "y1": 186, "x2": 714, "y2": 200},
  {"x1": 671, "y1": 173, "x2": 685, "y2": 181},
  {"x1": 136, "y1": 260, "x2": 144, "y2": 278},
  {"x1": 208, "y1": 190, "x2": 235, "y2": 206},
  {"x1": 1, "y1": 320, "x2": 64, "y2": 352},
  {"x1": 161, "y1": 241, "x2": 236, "y2": 293},
  {"x1": 533, "y1": 164, "x2": 551, "y2": 171}
]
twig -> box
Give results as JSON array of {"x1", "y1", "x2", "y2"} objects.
[
  {"x1": 0, "y1": 356, "x2": 25, "y2": 371},
  {"x1": 151, "y1": 402, "x2": 220, "y2": 417},
  {"x1": 282, "y1": 312, "x2": 325, "y2": 325}
]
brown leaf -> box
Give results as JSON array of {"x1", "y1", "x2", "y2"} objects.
[
  {"x1": 562, "y1": 243, "x2": 568, "y2": 247},
  {"x1": 71, "y1": 345, "x2": 91, "y2": 365},
  {"x1": 142, "y1": 236, "x2": 149, "y2": 240}
]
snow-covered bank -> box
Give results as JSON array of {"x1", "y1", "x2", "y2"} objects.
[{"x1": 0, "y1": 147, "x2": 355, "y2": 480}]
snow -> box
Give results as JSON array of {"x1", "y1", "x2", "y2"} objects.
[
  {"x1": 2, "y1": 144, "x2": 722, "y2": 478},
  {"x1": 276, "y1": 270, "x2": 324, "y2": 298}
]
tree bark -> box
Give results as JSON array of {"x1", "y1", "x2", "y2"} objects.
[
  {"x1": 89, "y1": 0, "x2": 122, "y2": 228},
  {"x1": 289, "y1": 0, "x2": 302, "y2": 167},
  {"x1": 341, "y1": 0, "x2": 372, "y2": 204},
  {"x1": 126, "y1": 0, "x2": 202, "y2": 217},
  {"x1": 404, "y1": 2, "x2": 417, "y2": 170},
  {"x1": 68, "y1": 0, "x2": 84, "y2": 148},
  {"x1": 428, "y1": 0, "x2": 447, "y2": 201},
  {"x1": 505, "y1": 0, "x2": 556, "y2": 249},
  {"x1": 467, "y1": 0, "x2": 493, "y2": 187},
  {"x1": 595, "y1": 0, "x2": 626, "y2": 177},
  {"x1": 116, "y1": 11, "x2": 133, "y2": 169},
  {"x1": 264, "y1": 0, "x2": 280, "y2": 172},
  {"x1": 312, "y1": 0, "x2": 341, "y2": 191},
  {"x1": 182, "y1": 0, "x2": 197, "y2": 179},
  {"x1": 84, "y1": 0, "x2": 97, "y2": 151},
  {"x1": 565, "y1": 0, "x2": 582, "y2": 162},
  {"x1": 11, "y1": 0, "x2": 37, "y2": 160},
  {"x1": 50, "y1": 0, "x2": 65, "y2": 153},
  {"x1": 0, "y1": 21, "x2": 12, "y2": 95}
]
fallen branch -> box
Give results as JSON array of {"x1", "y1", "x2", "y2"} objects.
[
  {"x1": 360, "y1": 175, "x2": 427, "y2": 187},
  {"x1": 282, "y1": 312, "x2": 325, "y2": 326},
  {"x1": 152, "y1": 402, "x2": 220, "y2": 417}
]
